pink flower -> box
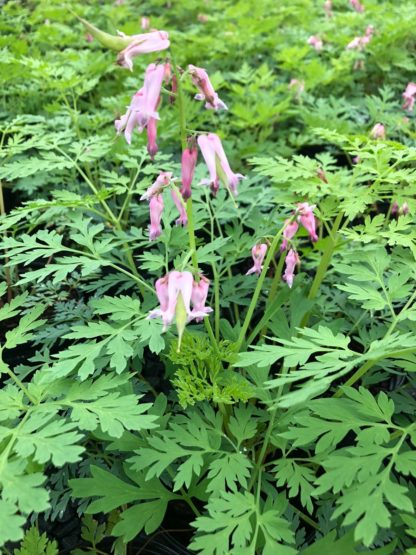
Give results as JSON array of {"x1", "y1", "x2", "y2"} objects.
[
  {"x1": 370, "y1": 123, "x2": 385, "y2": 139},
  {"x1": 402, "y1": 82, "x2": 416, "y2": 112},
  {"x1": 246, "y1": 243, "x2": 268, "y2": 276},
  {"x1": 297, "y1": 202, "x2": 318, "y2": 242},
  {"x1": 115, "y1": 63, "x2": 165, "y2": 143},
  {"x1": 353, "y1": 155, "x2": 361, "y2": 164},
  {"x1": 191, "y1": 275, "x2": 213, "y2": 321},
  {"x1": 116, "y1": 31, "x2": 170, "y2": 71},
  {"x1": 86, "y1": 33, "x2": 94, "y2": 43},
  {"x1": 289, "y1": 79, "x2": 305, "y2": 100},
  {"x1": 392, "y1": 201, "x2": 409, "y2": 217},
  {"x1": 317, "y1": 168, "x2": 328, "y2": 183},
  {"x1": 280, "y1": 220, "x2": 299, "y2": 251},
  {"x1": 140, "y1": 171, "x2": 173, "y2": 200},
  {"x1": 181, "y1": 143, "x2": 198, "y2": 200},
  {"x1": 147, "y1": 117, "x2": 158, "y2": 159},
  {"x1": 283, "y1": 249, "x2": 300, "y2": 288},
  {"x1": 188, "y1": 65, "x2": 228, "y2": 111},
  {"x1": 148, "y1": 271, "x2": 212, "y2": 350},
  {"x1": 307, "y1": 36, "x2": 323, "y2": 51},
  {"x1": 171, "y1": 189, "x2": 188, "y2": 226},
  {"x1": 346, "y1": 25, "x2": 373, "y2": 50},
  {"x1": 149, "y1": 194, "x2": 164, "y2": 241},
  {"x1": 350, "y1": 0, "x2": 364, "y2": 12},
  {"x1": 197, "y1": 133, "x2": 244, "y2": 196},
  {"x1": 323, "y1": 0, "x2": 333, "y2": 17},
  {"x1": 141, "y1": 17, "x2": 150, "y2": 30}
]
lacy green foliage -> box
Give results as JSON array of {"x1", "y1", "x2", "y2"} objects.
[
  {"x1": 13, "y1": 526, "x2": 58, "y2": 555},
  {"x1": 168, "y1": 334, "x2": 252, "y2": 407}
]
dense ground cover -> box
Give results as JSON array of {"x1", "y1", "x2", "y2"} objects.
[{"x1": 1, "y1": 0, "x2": 416, "y2": 553}]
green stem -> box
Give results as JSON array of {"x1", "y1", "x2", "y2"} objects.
[
  {"x1": 236, "y1": 222, "x2": 289, "y2": 351},
  {"x1": 0, "y1": 181, "x2": 12, "y2": 300},
  {"x1": 212, "y1": 263, "x2": 220, "y2": 341}
]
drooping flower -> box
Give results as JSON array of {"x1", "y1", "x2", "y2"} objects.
[
  {"x1": 197, "y1": 133, "x2": 244, "y2": 196},
  {"x1": 146, "y1": 116, "x2": 158, "y2": 159},
  {"x1": 307, "y1": 36, "x2": 323, "y2": 51},
  {"x1": 188, "y1": 65, "x2": 228, "y2": 111},
  {"x1": 392, "y1": 201, "x2": 409, "y2": 217},
  {"x1": 370, "y1": 123, "x2": 386, "y2": 140},
  {"x1": 148, "y1": 271, "x2": 212, "y2": 350},
  {"x1": 148, "y1": 194, "x2": 164, "y2": 241},
  {"x1": 141, "y1": 16, "x2": 150, "y2": 30},
  {"x1": 283, "y1": 249, "x2": 300, "y2": 288},
  {"x1": 323, "y1": 0, "x2": 333, "y2": 17},
  {"x1": 116, "y1": 30, "x2": 170, "y2": 71},
  {"x1": 280, "y1": 220, "x2": 299, "y2": 251},
  {"x1": 171, "y1": 189, "x2": 188, "y2": 226},
  {"x1": 180, "y1": 143, "x2": 198, "y2": 200},
  {"x1": 245, "y1": 243, "x2": 268, "y2": 276},
  {"x1": 140, "y1": 171, "x2": 173, "y2": 201},
  {"x1": 346, "y1": 25, "x2": 373, "y2": 50},
  {"x1": 115, "y1": 63, "x2": 165, "y2": 144},
  {"x1": 86, "y1": 33, "x2": 94, "y2": 43},
  {"x1": 297, "y1": 202, "x2": 318, "y2": 242},
  {"x1": 402, "y1": 83, "x2": 416, "y2": 112},
  {"x1": 191, "y1": 275, "x2": 213, "y2": 321},
  {"x1": 350, "y1": 0, "x2": 364, "y2": 12},
  {"x1": 289, "y1": 79, "x2": 305, "y2": 101}
]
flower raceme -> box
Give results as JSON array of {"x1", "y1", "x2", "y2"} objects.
[
  {"x1": 116, "y1": 30, "x2": 170, "y2": 71},
  {"x1": 403, "y1": 83, "x2": 416, "y2": 112},
  {"x1": 188, "y1": 65, "x2": 228, "y2": 111},
  {"x1": 198, "y1": 133, "x2": 244, "y2": 196},
  {"x1": 148, "y1": 271, "x2": 212, "y2": 350},
  {"x1": 246, "y1": 244, "x2": 268, "y2": 276},
  {"x1": 283, "y1": 249, "x2": 300, "y2": 288}
]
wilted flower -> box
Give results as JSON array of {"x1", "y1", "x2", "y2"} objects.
[
  {"x1": 181, "y1": 142, "x2": 198, "y2": 200},
  {"x1": 307, "y1": 36, "x2": 323, "y2": 51},
  {"x1": 283, "y1": 249, "x2": 300, "y2": 288},
  {"x1": 297, "y1": 202, "x2": 318, "y2": 242},
  {"x1": 140, "y1": 171, "x2": 173, "y2": 201},
  {"x1": 188, "y1": 65, "x2": 228, "y2": 111},
  {"x1": 350, "y1": 0, "x2": 364, "y2": 12},
  {"x1": 246, "y1": 243, "x2": 268, "y2": 276},
  {"x1": 141, "y1": 16, "x2": 150, "y2": 30},
  {"x1": 198, "y1": 133, "x2": 244, "y2": 196},
  {"x1": 402, "y1": 82, "x2": 416, "y2": 112},
  {"x1": 117, "y1": 31, "x2": 170, "y2": 71},
  {"x1": 171, "y1": 189, "x2": 188, "y2": 226},
  {"x1": 280, "y1": 220, "x2": 299, "y2": 251},
  {"x1": 370, "y1": 123, "x2": 386, "y2": 139},
  {"x1": 148, "y1": 271, "x2": 212, "y2": 350},
  {"x1": 149, "y1": 194, "x2": 164, "y2": 241}
]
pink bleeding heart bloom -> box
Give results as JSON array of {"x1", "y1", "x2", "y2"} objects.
[
  {"x1": 297, "y1": 203, "x2": 318, "y2": 242},
  {"x1": 180, "y1": 143, "x2": 198, "y2": 200},
  {"x1": 197, "y1": 133, "x2": 244, "y2": 196},
  {"x1": 140, "y1": 171, "x2": 173, "y2": 201},
  {"x1": 188, "y1": 65, "x2": 228, "y2": 111},
  {"x1": 191, "y1": 275, "x2": 213, "y2": 321},
  {"x1": 402, "y1": 83, "x2": 416, "y2": 112},
  {"x1": 141, "y1": 17, "x2": 150, "y2": 30},
  {"x1": 323, "y1": 0, "x2": 333, "y2": 17},
  {"x1": 148, "y1": 271, "x2": 212, "y2": 349},
  {"x1": 392, "y1": 201, "x2": 409, "y2": 217},
  {"x1": 289, "y1": 79, "x2": 305, "y2": 100},
  {"x1": 307, "y1": 36, "x2": 323, "y2": 51},
  {"x1": 147, "y1": 117, "x2": 158, "y2": 159},
  {"x1": 86, "y1": 33, "x2": 94, "y2": 43},
  {"x1": 115, "y1": 63, "x2": 165, "y2": 144},
  {"x1": 171, "y1": 189, "x2": 188, "y2": 226},
  {"x1": 283, "y1": 249, "x2": 300, "y2": 288},
  {"x1": 148, "y1": 194, "x2": 164, "y2": 241},
  {"x1": 350, "y1": 0, "x2": 364, "y2": 12},
  {"x1": 346, "y1": 25, "x2": 373, "y2": 50},
  {"x1": 280, "y1": 220, "x2": 299, "y2": 252},
  {"x1": 246, "y1": 243, "x2": 268, "y2": 276},
  {"x1": 116, "y1": 31, "x2": 170, "y2": 71},
  {"x1": 371, "y1": 123, "x2": 385, "y2": 139}
]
